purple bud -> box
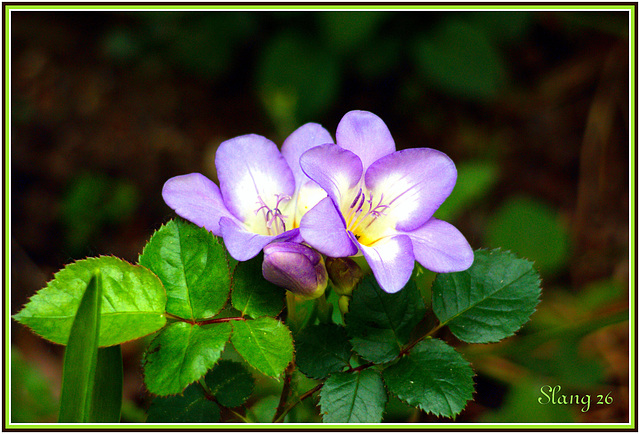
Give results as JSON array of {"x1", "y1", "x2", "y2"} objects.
[
  {"x1": 326, "y1": 257, "x2": 364, "y2": 296},
  {"x1": 262, "y1": 242, "x2": 328, "y2": 300}
]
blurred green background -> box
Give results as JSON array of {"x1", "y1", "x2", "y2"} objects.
[{"x1": 11, "y1": 9, "x2": 630, "y2": 424}]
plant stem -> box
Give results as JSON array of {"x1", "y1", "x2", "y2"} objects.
[
  {"x1": 273, "y1": 383, "x2": 323, "y2": 423},
  {"x1": 197, "y1": 316, "x2": 245, "y2": 326},
  {"x1": 198, "y1": 377, "x2": 214, "y2": 398},
  {"x1": 345, "y1": 361, "x2": 374, "y2": 373},
  {"x1": 229, "y1": 408, "x2": 252, "y2": 423},
  {"x1": 164, "y1": 312, "x2": 245, "y2": 326},
  {"x1": 400, "y1": 321, "x2": 444, "y2": 356},
  {"x1": 272, "y1": 362, "x2": 295, "y2": 423}
]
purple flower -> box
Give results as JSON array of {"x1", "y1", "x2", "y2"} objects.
[
  {"x1": 262, "y1": 242, "x2": 328, "y2": 299},
  {"x1": 298, "y1": 110, "x2": 474, "y2": 293},
  {"x1": 162, "y1": 123, "x2": 332, "y2": 261}
]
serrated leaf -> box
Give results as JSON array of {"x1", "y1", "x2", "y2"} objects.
[
  {"x1": 295, "y1": 324, "x2": 352, "y2": 379},
  {"x1": 58, "y1": 272, "x2": 101, "y2": 422},
  {"x1": 231, "y1": 317, "x2": 293, "y2": 378},
  {"x1": 320, "y1": 368, "x2": 387, "y2": 423},
  {"x1": 346, "y1": 276, "x2": 425, "y2": 363},
  {"x1": 231, "y1": 254, "x2": 285, "y2": 319},
  {"x1": 13, "y1": 257, "x2": 166, "y2": 346},
  {"x1": 205, "y1": 360, "x2": 255, "y2": 408},
  {"x1": 143, "y1": 321, "x2": 231, "y2": 396},
  {"x1": 382, "y1": 339, "x2": 474, "y2": 418},
  {"x1": 432, "y1": 248, "x2": 541, "y2": 343},
  {"x1": 147, "y1": 382, "x2": 220, "y2": 423},
  {"x1": 139, "y1": 219, "x2": 231, "y2": 320}
]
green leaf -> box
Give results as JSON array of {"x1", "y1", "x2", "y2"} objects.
[
  {"x1": 382, "y1": 339, "x2": 474, "y2": 418},
  {"x1": 319, "y1": 368, "x2": 387, "y2": 423},
  {"x1": 486, "y1": 196, "x2": 570, "y2": 274},
  {"x1": 139, "y1": 219, "x2": 231, "y2": 320},
  {"x1": 143, "y1": 321, "x2": 232, "y2": 396},
  {"x1": 147, "y1": 382, "x2": 220, "y2": 423},
  {"x1": 14, "y1": 256, "x2": 167, "y2": 346},
  {"x1": 90, "y1": 345, "x2": 123, "y2": 422},
  {"x1": 58, "y1": 271, "x2": 102, "y2": 423},
  {"x1": 204, "y1": 360, "x2": 255, "y2": 408},
  {"x1": 345, "y1": 276, "x2": 425, "y2": 363},
  {"x1": 295, "y1": 324, "x2": 352, "y2": 379},
  {"x1": 432, "y1": 249, "x2": 541, "y2": 343},
  {"x1": 231, "y1": 254, "x2": 285, "y2": 319},
  {"x1": 231, "y1": 317, "x2": 293, "y2": 378}
]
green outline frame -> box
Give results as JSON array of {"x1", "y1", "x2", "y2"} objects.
[{"x1": 3, "y1": 2, "x2": 637, "y2": 431}]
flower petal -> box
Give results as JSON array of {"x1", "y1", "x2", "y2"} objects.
[
  {"x1": 404, "y1": 218, "x2": 474, "y2": 273},
  {"x1": 216, "y1": 134, "x2": 295, "y2": 224},
  {"x1": 220, "y1": 217, "x2": 298, "y2": 261},
  {"x1": 162, "y1": 173, "x2": 236, "y2": 236},
  {"x1": 281, "y1": 122, "x2": 334, "y2": 190},
  {"x1": 299, "y1": 197, "x2": 359, "y2": 257},
  {"x1": 290, "y1": 180, "x2": 328, "y2": 228},
  {"x1": 358, "y1": 234, "x2": 415, "y2": 294},
  {"x1": 300, "y1": 144, "x2": 363, "y2": 209},
  {"x1": 365, "y1": 148, "x2": 457, "y2": 232},
  {"x1": 336, "y1": 110, "x2": 396, "y2": 170}
]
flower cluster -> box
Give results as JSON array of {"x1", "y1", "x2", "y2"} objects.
[{"x1": 162, "y1": 111, "x2": 473, "y2": 295}]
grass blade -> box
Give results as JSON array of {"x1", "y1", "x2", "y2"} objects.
[
  {"x1": 89, "y1": 345, "x2": 123, "y2": 422},
  {"x1": 58, "y1": 270, "x2": 102, "y2": 422}
]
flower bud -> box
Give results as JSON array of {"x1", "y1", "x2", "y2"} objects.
[
  {"x1": 262, "y1": 242, "x2": 328, "y2": 300},
  {"x1": 326, "y1": 257, "x2": 364, "y2": 296}
]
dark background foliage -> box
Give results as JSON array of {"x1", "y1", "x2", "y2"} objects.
[{"x1": 11, "y1": 9, "x2": 630, "y2": 423}]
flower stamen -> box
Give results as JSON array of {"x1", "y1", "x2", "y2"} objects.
[
  {"x1": 255, "y1": 194, "x2": 291, "y2": 235},
  {"x1": 346, "y1": 190, "x2": 389, "y2": 241}
]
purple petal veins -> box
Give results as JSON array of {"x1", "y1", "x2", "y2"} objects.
[
  {"x1": 299, "y1": 110, "x2": 473, "y2": 293},
  {"x1": 162, "y1": 124, "x2": 333, "y2": 261}
]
